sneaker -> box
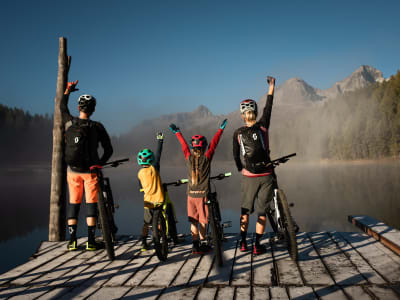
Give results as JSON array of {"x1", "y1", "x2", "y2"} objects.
[
  {"x1": 253, "y1": 243, "x2": 267, "y2": 255},
  {"x1": 141, "y1": 242, "x2": 149, "y2": 252},
  {"x1": 86, "y1": 241, "x2": 103, "y2": 251},
  {"x1": 68, "y1": 239, "x2": 77, "y2": 251},
  {"x1": 240, "y1": 240, "x2": 248, "y2": 252},
  {"x1": 192, "y1": 243, "x2": 202, "y2": 254},
  {"x1": 199, "y1": 243, "x2": 213, "y2": 254}
]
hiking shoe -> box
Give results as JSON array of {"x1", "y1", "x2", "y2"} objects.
[
  {"x1": 253, "y1": 243, "x2": 267, "y2": 255},
  {"x1": 192, "y1": 243, "x2": 202, "y2": 254},
  {"x1": 141, "y1": 242, "x2": 149, "y2": 252},
  {"x1": 68, "y1": 239, "x2": 78, "y2": 251},
  {"x1": 240, "y1": 240, "x2": 248, "y2": 252},
  {"x1": 199, "y1": 243, "x2": 213, "y2": 254},
  {"x1": 86, "y1": 241, "x2": 103, "y2": 251}
]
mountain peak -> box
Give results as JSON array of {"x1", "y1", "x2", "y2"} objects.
[{"x1": 193, "y1": 105, "x2": 212, "y2": 117}]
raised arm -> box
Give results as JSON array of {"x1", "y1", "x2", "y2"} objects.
[
  {"x1": 259, "y1": 76, "x2": 275, "y2": 129},
  {"x1": 98, "y1": 123, "x2": 113, "y2": 165},
  {"x1": 169, "y1": 124, "x2": 190, "y2": 159},
  {"x1": 61, "y1": 80, "x2": 79, "y2": 123},
  {"x1": 153, "y1": 132, "x2": 164, "y2": 171},
  {"x1": 205, "y1": 119, "x2": 227, "y2": 160}
]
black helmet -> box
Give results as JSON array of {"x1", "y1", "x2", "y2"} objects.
[{"x1": 78, "y1": 94, "x2": 96, "y2": 114}]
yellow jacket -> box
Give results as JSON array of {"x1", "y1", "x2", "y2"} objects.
[{"x1": 138, "y1": 165, "x2": 164, "y2": 208}]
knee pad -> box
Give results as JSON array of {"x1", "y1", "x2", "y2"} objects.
[
  {"x1": 87, "y1": 203, "x2": 98, "y2": 218},
  {"x1": 67, "y1": 203, "x2": 81, "y2": 220}
]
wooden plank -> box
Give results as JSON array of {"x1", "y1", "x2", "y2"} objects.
[
  {"x1": 105, "y1": 249, "x2": 154, "y2": 287},
  {"x1": 57, "y1": 286, "x2": 101, "y2": 300},
  {"x1": 231, "y1": 236, "x2": 252, "y2": 286},
  {"x1": 364, "y1": 285, "x2": 400, "y2": 300},
  {"x1": 124, "y1": 252, "x2": 161, "y2": 286},
  {"x1": 349, "y1": 215, "x2": 400, "y2": 255},
  {"x1": 188, "y1": 254, "x2": 213, "y2": 286},
  {"x1": 123, "y1": 286, "x2": 164, "y2": 300},
  {"x1": 31, "y1": 241, "x2": 64, "y2": 258},
  {"x1": 196, "y1": 287, "x2": 218, "y2": 300},
  {"x1": 270, "y1": 287, "x2": 289, "y2": 300},
  {"x1": 313, "y1": 285, "x2": 347, "y2": 300},
  {"x1": 340, "y1": 232, "x2": 400, "y2": 283},
  {"x1": 253, "y1": 287, "x2": 270, "y2": 300},
  {"x1": 342, "y1": 286, "x2": 373, "y2": 300},
  {"x1": 0, "y1": 286, "x2": 31, "y2": 299},
  {"x1": 288, "y1": 286, "x2": 316, "y2": 299},
  {"x1": 296, "y1": 232, "x2": 335, "y2": 286},
  {"x1": 216, "y1": 286, "x2": 235, "y2": 299},
  {"x1": 271, "y1": 235, "x2": 302, "y2": 286},
  {"x1": 141, "y1": 243, "x2": 192, "y2": 287},
  {"x1": 235, "y1": 287, "x2": 251, "y2": 299},
  {"x1": 170, "y1": 252, "x2": 202, "y2": 287},
  {"x1": 159, "y1": 286, "x2": 198, "y2": 299},
  {"x1": 87, "y1": 286, "x2": 131, "y2": 300},
  {"x1": 206, "y1": 235, "x2": 237, "y2": 286},
  {"x1": 329, "y1": 232, "x2": 387, "y2": 285},
  {"x1": 308, "y1": 232, "x2": 366, "y2": 286},
  {"x1": 253, "y1": 236, "x2": 274, "y2": 286},
  {"x1": 36, "y1": 287, "x2": 74, "y2": 300}
]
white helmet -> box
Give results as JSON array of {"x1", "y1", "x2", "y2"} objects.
[{"x1": 240, "y1": 99, "x2": 257, "y2": 115}]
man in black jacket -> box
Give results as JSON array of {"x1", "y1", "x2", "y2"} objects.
[
  {"x1": 62, "y1": 80, "x2": 113, "y2": 251},
  {"x1": 233, "y1": 76, "x2": 275, "y2": 255}
]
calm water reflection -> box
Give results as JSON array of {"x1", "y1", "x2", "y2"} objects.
[{"x1": 0, "y1": 161, "x2": 399, "y2": 273}]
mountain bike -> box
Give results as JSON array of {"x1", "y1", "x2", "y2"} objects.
[
  {"x1": 90, "y1": 158, "x2": 129, "y2": 260},
  {"x1": 266, "y1": 153, "x2": 298, "y2": 261},
  {"x1": 171, "y1": 172, "x2": 232, "y2": 267}
]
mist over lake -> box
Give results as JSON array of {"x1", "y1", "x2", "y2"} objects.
[{"x1": 1, "y1": 160, "x2": 399, "y2": 274}]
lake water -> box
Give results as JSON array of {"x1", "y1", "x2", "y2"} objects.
[{"x1": 0, "y1": 160, "x2": 399, "y2": 274}]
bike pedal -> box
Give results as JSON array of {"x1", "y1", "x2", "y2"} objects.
[{"x1": 289, "y1": 203, "x2": 294, "y2": 207}]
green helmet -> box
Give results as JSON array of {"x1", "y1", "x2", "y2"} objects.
[{"x1": 137, "y1": 148, "x2": 154, "y2": 166}]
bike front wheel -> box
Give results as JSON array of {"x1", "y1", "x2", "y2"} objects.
[
  {"x1": 209, "y1": 202, "x2": 223, "y2": 267},
  {"x1": 278, "y1": 189, "x2": 298, "y2": 261},
  {"x1": 152, "y1": 208, "x2": 168, "y2": 261},
  {"x1": 97, "y1": 188, "x2": 115, "y2": 260}
]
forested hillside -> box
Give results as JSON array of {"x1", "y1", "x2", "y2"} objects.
[{"x1": 0, "y1": 105, "x2": 53, "y2": 165}]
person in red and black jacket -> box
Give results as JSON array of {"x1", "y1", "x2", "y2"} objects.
[
  {"x1": 233, "y1": 76, "x2": 275, "y2": 255},
  {"x1": 169, "y1": 119, "x2": 227, "y2": 254}
]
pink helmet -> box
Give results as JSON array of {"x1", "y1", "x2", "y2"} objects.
[{"x1": 191, "y1": 135, "x2": 208, "y2": 150}]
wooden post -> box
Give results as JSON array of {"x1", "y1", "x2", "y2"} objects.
[{"x1": 49, "y1": 37, "x2": 71, "y2": 241}]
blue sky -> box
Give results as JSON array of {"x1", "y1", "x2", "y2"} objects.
[{"x1": 1, "y1": 0, "x2": 400, "y2": 134}]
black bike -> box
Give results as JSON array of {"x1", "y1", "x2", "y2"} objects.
[
  {"x1": 90, "y1": 158, "x2": 129, "y2": 260},
  {"x1": 266, "y1": 153, "x2": 298, "y2": 261}
]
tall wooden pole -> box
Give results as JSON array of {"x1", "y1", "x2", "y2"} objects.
[{"x1": 49, "y1": 37, "x2": 71, "y2": 241}]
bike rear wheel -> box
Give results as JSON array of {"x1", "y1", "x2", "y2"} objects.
[
  {"x1": 209, "y1": 202, "x2": 223, "y2": 267},
  {"x1": 152, "y1": 208, "x2": 168, "y2": 261},
  {"x1": 97, "y1": 187, "x2": 115, "y2": 260},
  {"x1": 278, "y1": 189, "x2": 298, "y2": 261}
]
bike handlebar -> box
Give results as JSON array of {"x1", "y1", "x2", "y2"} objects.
[
  {"x1": 163, "y1": 172, "x2": 232, "y2": 187},
  {"x1": 103, "y1": 158, "x2": 130, "y2": 168},
  {"x1": 268, "y1": 153, "x2": 296, "y2": 167}
]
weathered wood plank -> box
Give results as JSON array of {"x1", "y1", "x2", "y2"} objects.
[
  {"x1": 329, "y1": 232, "x2": 387, "y2": 285},
  {"x1": 253, "y1": 287, "x2": 270, "y2": 300},
  {"x1": 124, "y1": 252, "x2": 161, "y2": 286},
  {"x1": 87, "y1": 286, "x2": 131, "y2": 299},
  {"x1": 216, "y1": 286, "x2": 235, "y2": 299},
  {"x1": 349, "y1": 215, "x2": 400, "y2": 255},
  {"x1": 253, "y1": 236, "x2": 274, "y2": 286},
  {"x1": 196, "y1": 287, "x2": 218, "y2": 300},
  {"x1": 123, "y1": 286, "x2": 164, "y2": 299},
  {"x1": 236, "y1": 287, "x2": 251, "y2": 299},
  {"x1": 36, "y1": 287, "x2": 74, "y2": 300},
  {"x1": 313, "y1": 285, "x2": 347, "y2": 300},
  {"x1": 188, "y1": 254, "x2": 213, "y2": 286},
  {"x1": 159, "y1": 286, "x2": 198, "y2": 299},
  {"x1": 271, "y1": 235, "x2": 302, "y2": 286},
  {"x1": 231, "y1": 236, "x2": 252, "y2": 286},
  {"x1": 206, "y1": 235, "x2": 237, "y2": 286},
  {"x1": 340, "y1": 232, "x2": 400, "y2": 283},
  {"x1": 31, "y1": 241, "x2": 64, "y2": 258},
  {"x1": 288, "y1": 286, "x2": 316, "y2": 299},
  {"x1": 365, "y1": 285, "x2": 400, "y2": 300},
  {"x1": 308, "y1": 232, "x2": 366, "y2": 286},
  {"x1": 141, "y1": 243, "x2": 191, "y2": 287},
  {"x1": 342, "y1": 286, "x2": 373, "y2": 300},
  {"x1": 57, "y1": 285, "x2": 101, "y2": 300},
  {"x1": 296, "y1": 232, "x2": 335, "y2": 286},
  {"x1": 0, "y1": 285, "x2": 31, "y2": 299},
  {"x1": 170, "y1": 252, "x2": 202, "y2": 287},
  {"x1": 270, "y1": 287, "x2": 289, "y2": 300}
]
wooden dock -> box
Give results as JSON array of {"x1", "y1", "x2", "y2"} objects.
[{"x1": 1, "y1": 221, "x2": 400, "y2": 299}]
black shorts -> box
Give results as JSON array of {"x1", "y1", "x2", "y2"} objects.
[{"x1": 241, "y1": 175, "x2": 274, "y2": 215}]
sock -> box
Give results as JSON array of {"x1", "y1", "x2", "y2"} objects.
[
  {"x1": 88, "y1": 226, "x2": 96, "y2": 244},
  {"x1": 68, "y1": 225, "x2": 77, "y2": 241},
  {"x1": 193, "y1": 240, "x2": 200, "y2": 248},
  {"x1": 255, "y1": 233, "x2": 263, "y2": 246},
  {"x1": 141, "y1": 236, "x2": 147, "y2": 244},
  {"x1": 241, "y1": 230, "x2": 247, "y2": 243}
]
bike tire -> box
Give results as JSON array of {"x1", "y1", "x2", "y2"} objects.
[
  {"x1": 278, "y1": 189, "x2": 298, "y2": 261},
  {"x1": 152, "y1": 208, "x2": 168, "y2": 261},
  {"x1": 97, "y1": 187, "x2": 115, "y2": 260},
  {"x1": 166, "y1": 203, "x2": 178, "y2": 243},
  {"x1": 209, "y1": 203, "x2": 223, "y2": 267}
]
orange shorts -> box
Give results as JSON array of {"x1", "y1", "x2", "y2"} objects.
[
  {"x1": 187, "y1": 195, "x2": 208, "y2": 224},
  {"x1": 67, "y1": 171, "x2": 99, "y2": 204}
]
